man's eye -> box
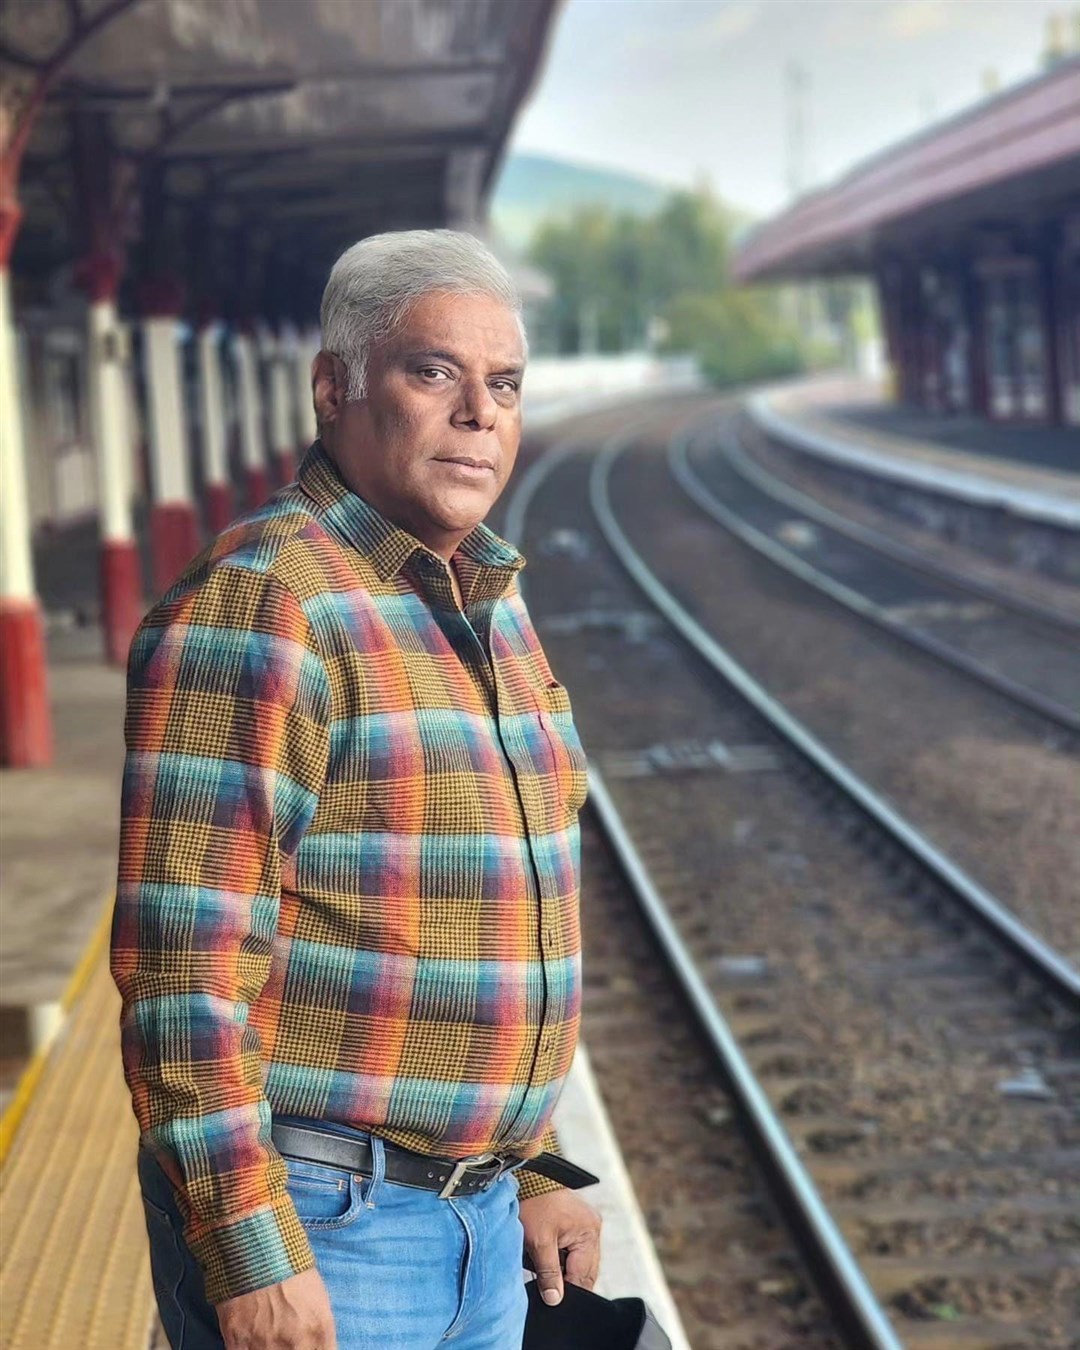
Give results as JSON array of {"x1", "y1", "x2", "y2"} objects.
[
  {"x1": 491, "y1": 380, "x2": 518, "y2": 394},
  {"x1": 420, "y1": 367, "x2": 450, "y2": 380}
]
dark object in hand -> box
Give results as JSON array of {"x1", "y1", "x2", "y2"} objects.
[{"x1": 523, "y1": 1279, "x2": 673, "y2": 1350}]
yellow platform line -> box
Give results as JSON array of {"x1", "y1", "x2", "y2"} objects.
[
  {"x1": 0, "y1": 910, "x2": 156, "y2": 1349},
  {"x1": 0, "y1": 901, "x2": 113, "y2": 1165}
]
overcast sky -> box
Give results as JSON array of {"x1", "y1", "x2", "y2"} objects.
[{"x1": 510, "y1": 0, "x2": 1069, "y2": 216}]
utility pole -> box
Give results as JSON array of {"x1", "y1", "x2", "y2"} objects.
[
  {"x1": 785, "y1": 60, "x2": 811, "y2": 201},
  {"x1": 784, "y1": 60, "x2": 813, "y2": 342}
]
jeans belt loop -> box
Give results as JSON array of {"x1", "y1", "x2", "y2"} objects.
[{"x1": 366, "y1": 1133, "x2": 386, "y2": 1208}]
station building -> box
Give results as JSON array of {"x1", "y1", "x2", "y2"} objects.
[
  {"x1": 733, "y1": 56, "x2": 1080, "y2": 430},
  {"x1": 0, "y1": 0, "x2": 558, "y2": 767}
]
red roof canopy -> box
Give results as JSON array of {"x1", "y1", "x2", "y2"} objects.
[{"x1": 734, "y1": 56, "x2": 1080, "y2": 282}]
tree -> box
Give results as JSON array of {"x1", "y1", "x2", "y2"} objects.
[
  {"x1": 527, "y1": 186, "x2": 812, "y2": 383},
  {"x1": 664, "y1": 288, "x2": 803, "y2": 387}
]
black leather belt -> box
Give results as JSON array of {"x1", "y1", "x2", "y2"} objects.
[{"x1": 272, "y1": 1122, "x2": 598, "y2": 1200}]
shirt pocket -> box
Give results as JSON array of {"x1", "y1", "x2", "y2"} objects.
[{"x1": 536, "y1": 682, "x2": 589, "y2": 818}]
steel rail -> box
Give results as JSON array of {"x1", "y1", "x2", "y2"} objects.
[
  {"x1": 503, "y1": 421, "x2": 903, "y2": 1350},
  {"x1": 667, "y1": 423, "x2": 1080, "y2": 735},
  {"x1": 721, "y1": 414, "x2": 1080, "y2": 636},
  {"x1": 593, "y1": 431, "x2": 1080, "y2": 1008},
  {"x1": 584, "y1": 767, "x2": 904, "y2": 1350}
]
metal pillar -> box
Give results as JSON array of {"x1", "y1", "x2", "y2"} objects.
[
  {"x1": 141, "y1": 277, "x2": 201, "y2": 593},
  {"x1": 80, "y1": 255, "x2": 144, "y2": 665},
  {"x1": 963, "y1": 264, "x2": 989, "y2": 418},
  {"x1": 71, "y1": 112, "x2": 144, "y2": 664},
  {"x1": 197, "y1": 319, "x2": 233, "y2": 534},
  {"x1": 1040, "y1": 231, "x2": 1064, "y2": 426},
  {"x1": 267, "y1": 324, "x2": 296, "y2": 485},
  {"x1": 0, "y1": 208, "x2": 52, "y2": 766},
  {"x1": 234, "y1": 327, "x2": 269, "y2": 508}
]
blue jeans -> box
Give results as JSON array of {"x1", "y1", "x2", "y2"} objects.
[{"x1": 138, "y1": 1123, "x2": 529, "y2": 1349}]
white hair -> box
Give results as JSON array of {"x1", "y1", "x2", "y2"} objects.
[{"x1": 320, "y1": 229, "x2": 526, "y2": 400}]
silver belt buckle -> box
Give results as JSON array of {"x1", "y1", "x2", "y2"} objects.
[{"x1": 437, "y1": 1151, "x2": 498, "y2": 1200}]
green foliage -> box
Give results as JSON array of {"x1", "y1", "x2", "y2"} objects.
[
  {"x1": 664, "y1": 288, "x2": 805, "y2": 388},
  {"x1": 527, "y1": 186, "x2": 809, "y2": 385}
]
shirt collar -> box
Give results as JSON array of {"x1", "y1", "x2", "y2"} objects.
[{"x1": 297, "y1": 440, "x2": 525, "y2": 596}]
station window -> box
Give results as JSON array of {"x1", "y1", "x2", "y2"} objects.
[
  {"x1": 980, "y1": 262, "x2": 1048, "y2": 422},
  {"x1": 919, "y1": 268, "x2": 971, "y2": 414}
]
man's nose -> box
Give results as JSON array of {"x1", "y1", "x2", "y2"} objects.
[{"x1": 452, "y1": 377, "x2": 497, "y2": 431}]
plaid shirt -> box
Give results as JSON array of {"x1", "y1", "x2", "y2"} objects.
[{"x1": 111, "y1": 442, "x2": 587, "y2": 1303}]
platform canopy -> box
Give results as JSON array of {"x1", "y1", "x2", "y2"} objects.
[
  {"x1": 733, "y1": 56, "x2": 1080, "y2": 283},
  {"x1": 4, "y1": 0, "x2": 559, "y2": 297}
]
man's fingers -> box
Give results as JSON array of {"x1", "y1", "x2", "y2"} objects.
[
  {"x1": 564, "y1": 1232, "x2": 600, "y2": 1291},
  {"x1": 528, "y1": 1234, "x2": 564, "y2": 1306},
  {"x1": 520, "y1": 1192, "x2": 603, "y2": 1306}
]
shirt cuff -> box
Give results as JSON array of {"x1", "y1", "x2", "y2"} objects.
[
  {"x1": 515, "y1": 1124, "x2": 566, "y2": 1201},
  {"x1": 188, "y1": 1194, "x2": 316, "y2": 1305}
]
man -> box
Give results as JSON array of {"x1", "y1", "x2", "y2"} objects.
[{"x1": 112, "y1": 229, "x2": 600, "y2": 1350}]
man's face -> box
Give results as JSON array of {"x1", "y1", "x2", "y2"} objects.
[{"x1": 318, "y1": 290, "x2": 525, "y2": 557}]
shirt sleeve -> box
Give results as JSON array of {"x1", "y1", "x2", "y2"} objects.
[
  {"x1": 110, "y1": 564, "x2": 331, "y2": 1304},
  {"x1": 516, "y1": 1124, "x2": 567, "y2": 1200}
]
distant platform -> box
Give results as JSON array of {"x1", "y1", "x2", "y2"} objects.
[
  {"x1": 819, "y1": 398, "x2": 1079, "y2": 476},
  {"x1": 751, "y1": 378, "x2": 1080, "y2": 530}
]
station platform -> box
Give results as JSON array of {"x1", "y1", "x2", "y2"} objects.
[{"x1": 753, "y1": 376, "x2": 1080, "y2": 529}]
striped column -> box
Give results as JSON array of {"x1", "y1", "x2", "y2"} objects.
[
  {"x1": 267, "y1": 325, "x2": 297, "y2": 485},
  {"x1": 294, "y1": 325, "x2": 319, "y2": 451},
  {"x1": 233, "y1": 327, "x2": 270, "y2": 509},
  {"x1": 197, "y1": 320, "x2": 233, "y2": 534},
  {"x1": 141, "y1": 278, "x2": 200, "y2": 594},
  {"x1": 0, "y1": 207, "x2": 52, "y2": 766},
  {"x1": 81, "y1": 255, "x2": 143, "y2": 666},
  {"x1": 119, "y1": 322, "x2": 142, "y2": 510}
]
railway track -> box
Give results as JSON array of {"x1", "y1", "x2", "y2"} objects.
[
  {"x1": 603, "y1": 407, "x2": 1079, "y2": 965},
  {"x1": 668, "y1": 413, "x2": 1080, "y2": 734},
  {"x1": 507, "y1": 410, "x2": 1080, "y2": 1349},
  {"x1": 724, "y1": 414, "x2": 1079, "y2": 637}
]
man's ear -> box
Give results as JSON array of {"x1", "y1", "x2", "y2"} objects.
[{"x1": 312, "y1": 350, "x2": 352, "y2": 432}]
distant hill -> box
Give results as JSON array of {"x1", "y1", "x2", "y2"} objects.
[{"x1": 490, "y1": 152, "x2": 670, "y2": 251}]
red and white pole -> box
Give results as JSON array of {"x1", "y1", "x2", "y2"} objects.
[
  {"x1": 197, "y1": 318, "x2": 233, "y2": 535},
  {"x1": 80, "y1": 254, "x2": 143, "y2": 666},
  {"x1": 234, "y1": 326, "x2": 269, "y2": 509},
  {"x1": 0, "y1": 205, "x2": 52, "y2": 766},
  {"x1": 268, "y1": 324, "x2": 297, "y2": 485},
  {"x1": 141, "y1": 278, "x2": 201, "y2": 594}
]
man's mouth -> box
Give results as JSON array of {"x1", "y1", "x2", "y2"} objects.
[{"x1": 435, "y1": 457, "x2": 496, "y2": 473}]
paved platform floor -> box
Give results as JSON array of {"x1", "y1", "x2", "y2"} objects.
[
  {"x1": 825, "y1": 398, "x2": 1079, "y2": 475},
  {"x1": 0, "y1": 629, "x2": 125, "y2": 1012},
  {"x1": 762, "y1": 377, "x2": 1080, "y2": 520},
  {"x1": 0, "y1": 944, "x2": 154, "y2": 1350}
]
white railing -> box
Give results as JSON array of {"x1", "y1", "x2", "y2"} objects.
[{"x1": 524, "y1": 352, "x2": 700, "y2": 425}]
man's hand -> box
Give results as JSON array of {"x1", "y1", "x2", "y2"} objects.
[
  {"x1": 217, "y1": 1268, "x2": 336, "y2": 1349},
  {"x1": 519, "y1": 1189, "x2": 602, "y2": 1307}
]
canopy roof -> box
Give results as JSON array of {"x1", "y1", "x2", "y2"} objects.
[
  {"x1": 734, "y1": 56, "x2": 1080, "y2": 283},
  {"x1": 5, "y1": 0, "x2": 558, "y2": 301}
]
